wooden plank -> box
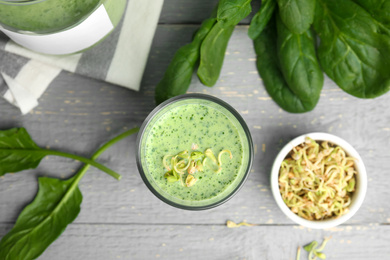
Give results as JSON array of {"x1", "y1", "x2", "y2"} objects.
[
  {"x1": 159, "y1": 0, "x2": 261, "y2": 25},
  {"x1": 0, "y1": 2, "x2": 389, "y2": 259},
  {"x1": 1, "y1": 26, "x2": 390, "y2": 227},
  {"x1": 1, "y1": 223, "x2": 389, "y2": 259}
]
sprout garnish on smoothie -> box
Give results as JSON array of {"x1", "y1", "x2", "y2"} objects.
[{"x1": 163, "y1": 146, "x2": 232, "y2": 187}]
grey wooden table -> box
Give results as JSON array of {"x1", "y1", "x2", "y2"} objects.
[{"x1": 1, "y1": 1, "x2": 390, "y2": 259}]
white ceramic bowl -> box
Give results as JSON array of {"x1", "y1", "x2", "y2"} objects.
[{"x1": 270, "y1": 132, "x2": 367, "y2": 229}]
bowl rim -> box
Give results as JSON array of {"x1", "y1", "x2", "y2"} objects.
[
  {"x1": 136, "y1": 93, "x2": 254, "y2": 210},
  {"x1": 270, "y1": 132, "x2": 367, "y2": 229}
]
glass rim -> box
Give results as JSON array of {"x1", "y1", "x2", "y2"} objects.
[{"x1": 136, "y1": 93, "x2": 254, "y2": 211}]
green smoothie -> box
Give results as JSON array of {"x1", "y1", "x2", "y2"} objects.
[
  {"x1": 139, "y1": 96, "x2": 252, "y2": 208},
  {"x1": 0, "y1": 0, "x2": 126, "y2": 33}
]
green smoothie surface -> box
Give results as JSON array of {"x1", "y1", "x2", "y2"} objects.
[
  {"x1": 0, "y1": 0, "x2": 126, "y2": 33},
  {"x1": 140, "y1": 98, "x2": 251, "y2": 207}
]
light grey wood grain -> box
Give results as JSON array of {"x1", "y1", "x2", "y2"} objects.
[
  {"x1": 1, "y1": 223, "x2": 389, "y2": 260},
  {"x1": 1, "y1": 9, "x2": 390, "y2": 258},
  {"x1": 159, "y1": 0, "x2": 261, "y2": 25},
  {"x1": 1, "y1": 26, "x2": 390, "y2": 228}
]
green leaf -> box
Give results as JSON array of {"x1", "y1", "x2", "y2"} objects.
[
  {"x1": 314, "y1": 0, "x2": 390, "y2": 98},
  {"x1": 197, "y1": 23, "x2": 235, "y2": 87},
  {"x1": 314, "y1": 251, "x2": 327, "y2": 259},
  {"x1": 0, "y1": 128, "x2": 42, "y2": 175},
  {"x1": 303, "y1": 241, "x2": 318, "y2": 252},
  {"x1": 248, "y1": 0, "x2": 277, "y2": 40},
  {"x1": 276, "y1": 14, "x2": 323, "y2": 109},
  {"x1": 253, "y1": 16, "x2": 322, "y2": 113},
  {"x1": 191, "y1": 151, "x2": 204, "y2": 160},
  {"x1": 0, "y1": 128, "x2": 139, "y2": 260},
  {"x1": 217, "y1": 0, "x2": 252, "y2": 28},
  {"x1": 276, "y1": 0, "x2": 315, "y2": 34},
  {"x1": 154, "y1": 18, "x2": 217, "y2": 105},
  {"x1": 346, "y1": 178, "x2": 355, "y2": 192},
  {"x1": 0, "y1": 176, "x2": 82, "y2": 260},
  {"x1": 168, "y1": 172, "x2": 180, "y2": 183},
  {"x1": 0, "y1": 128, "x2": 121, "y2": 179},
  {"x1": 353, "y1": 0, "x2": 390, "y2": 28}
]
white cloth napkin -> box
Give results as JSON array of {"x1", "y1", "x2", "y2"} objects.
[{"x1": 0, "y1": 0, "x2": 164, "y2": 114}]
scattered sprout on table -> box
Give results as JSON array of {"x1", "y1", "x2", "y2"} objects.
[
  {"x1": 296, "y1": 237, "x2": 332, "y2": 260},
  {"x1": 296, "y1": 246, "x2": 301, "y2": 260},
  {"x1": 226, "y1": 220, "x2": 257, "y2": 228}
]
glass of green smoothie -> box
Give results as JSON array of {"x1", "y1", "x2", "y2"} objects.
[
  {"x1": 136, "y1": 94, "x2": 253, "y2": 210},
  {"x1": 0, "y1": 0, "x2": 126, "y2": 54}
]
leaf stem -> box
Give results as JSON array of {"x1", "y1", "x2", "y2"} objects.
[
  {"x1": 74, "y1": 127, "x2": 140, "y2": 181},
  {"x1": 93, "y1": 127, "x2": 140, "y2": 160},
  {"x1": 47, "y1": 127, "x2": 139, "y2": 180},
  {"x1": 42, "y1": 150, "x2": 121, "y2": 180}
]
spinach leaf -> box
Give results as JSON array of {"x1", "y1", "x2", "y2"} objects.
[
  {"x1": 353, "y1": 0, "x2": 390, "y2": 28},
  {"x1": 197, "y1": 23, "x2": 235, "y2": 87},
  {"x1": 156, "y1": 1, "x2": 253, "y2": 99},
  {"x1": 248, "y1": 0, "x2": 277, "y2": 40},
  {"x1": 276, "y1": 0, "x2": 315, "y2": 34},
  {"x1": 276, "y1": 14, "x2": 323, "y2": 109},
  {"x1": 254, "y1": 17, "x2": 320, "y2": 113},
  {"x1": 314, "y1": 0, "x2": 390, "y2": 98},
  {"x1": 0, "y1": 128, "x2": 121, "y2": 180},
  {"x1": 154, "y1": 18, "x2": 216, "y2": 105},
  {"x1": 217, "y1": 0, "x2": 252, "y2": 28},
  {"x1": 0, "y1": 128, "x2": 41, "y2": 174},
  {"x1": 198, "y1": 0, "x2": 255, "y2": 87},
  {"x1": 0, "y1": 128, "x2": 139, "y2": 260},
  {"x1": 0, "y1": 176, "x2": 82, "y2": 260}
]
